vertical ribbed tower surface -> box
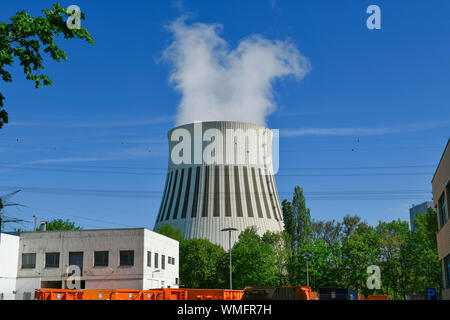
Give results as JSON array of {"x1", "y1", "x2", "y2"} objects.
[{"x1": 154, "y1": 121, "x2": 284, "y2": 248}]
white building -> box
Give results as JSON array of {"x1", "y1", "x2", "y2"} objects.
[
  {"x1": 15, "y1": 228, "x2": 179, "y2": 300},
  {"x1": 0, "y1": 233, "x2": 20, "y2": 300}
]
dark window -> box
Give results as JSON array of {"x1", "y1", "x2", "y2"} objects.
[
  {"x1": 162, "y1": 255, "x2": 166, "y2": 270},
  {"x1": 172, "y1": 257, "x2": 175, "y2": 265},
  {"x1": 94, "y1": 251, "x2": 109, "y2": 267},
  {"x1": 154, "y1": 253, "x2": 159, "y2": 268},
  {"x1": 147, "y1": 251, "x2": 151, "y2": 267},
  {"x1": 445, "y1": 255, "x2": 450, "y2": 289},
  {"x1": 22, "y1": 253, "x2": 36, "y2": 269},
  {"x1": 175, "y1": 278, "x2": 179, "y2": 285},
  {"x1": 69, "y1": 252, "x2": 83, "y2": 274},
  {"x1": 45, "y1": 252, "x2": 60, "y2": 268},
  {"x1": 119, "y1": 250, "x2": 134, "y2": 266},
  {"x1": 439, "y1": 194, "x2": 447, "y2": 227}
]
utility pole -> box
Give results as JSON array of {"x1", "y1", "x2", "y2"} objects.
[
  {"x1": 221, "y1": 228, "x2": 238, "y2": 290},
  {"x1": 302, "y1": 253, "x2": 312, "y2": 287}
]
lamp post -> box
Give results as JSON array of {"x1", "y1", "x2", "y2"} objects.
[
  {"x1": 302, "y1": 253, "x2": 312, "y2": 287},
  {"x1": 221, "y1": 227, "x2": 238, "y2": 290}
]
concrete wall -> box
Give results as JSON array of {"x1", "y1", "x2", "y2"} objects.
[
  {"x1": 142, "y1": 229, "x2": 179, "y2": 289},
  {"x1": 15, "y1": 228, "x2": 179, "y2": 299},
  {"x1": 0, "y1": 233, "x2": 19, "y2": 300}
]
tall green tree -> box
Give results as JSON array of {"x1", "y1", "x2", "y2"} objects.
[
  {"x1": 231, "y1": 227, "x2": 278, "y2": 289},
  {"x1": 179, "y1": 238, "x2": 227, "y2": 289},
  {"x1": 281, "y1": 186, "x2": 312, "y2": 253},
  {"x1": 341, "y1": 222, "x2": 380, "y2": 296},
  {"x1": 375, "y1": 219, "x2": 410, "y2": 299},
  {"x1": 0, "y1": 3, "x2": 94, "y2": 128},
  {"x1": 261, "y1": 231, "x2": 293, "y2": 286},
  {"x1": 408, "y1": 208, "x2": 442, "y2": 296},
  {"x1": 154, "y1": 223, "x2": 184, "y2": 243}
]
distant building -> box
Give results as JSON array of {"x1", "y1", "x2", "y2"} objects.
[
  {"x1": 409, "y1": 201, "x2": 433, "y2": 231},
  {"x1": 15, "y1": 228, "x2": 179, "y2": 300},
  {"x1": 0, "y1": 233, "x2": 19, "y2": 300},
  {"x1": 431, "y1": 138, "x2": 450, "y2": 300}
]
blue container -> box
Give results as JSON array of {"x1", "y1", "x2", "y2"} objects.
[{"x1": 318, "y1": 288, "x2": 358, "y2": 300}]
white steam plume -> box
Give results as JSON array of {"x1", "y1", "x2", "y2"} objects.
[{"x1": 163, "y1": 18, "x2": 310, "y2": 126}]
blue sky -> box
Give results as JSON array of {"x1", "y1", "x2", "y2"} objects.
[{"x1": 1, "y1": 0, "x2": 449, "y2": 231}]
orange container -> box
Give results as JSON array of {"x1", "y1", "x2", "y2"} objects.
[
  {"x1": 187, "y1": 289, "x2": 243, "y2": 300},
  {"x1": 139, "y1": 289, "x2": 164, "y2": 300},
  {"x1": 367, "y1": 295, "x2": 389, "y2": 300},
  {"x1": 110, "y1": 289, "x2": 141, "y2": 300},
  {"x1": 79, "y1": 289, "x2": 115, "y2": 300},
  {"x1": 35, "y1": 289, "x2": 79, "y2": 300},
  {"x1": 224, "y1": 290, "x2": 244, "y2": 300},
  {"x1": 310, "y1": 292, "x2": 319, "y2": 300},
  {"x1": 297, "y1": 286, "x2": 312, "y2": 300},
  {"x1": 160, "y1": 288, "x2": 188, "y2": 300}
]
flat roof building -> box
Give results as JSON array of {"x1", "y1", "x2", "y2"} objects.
[
  {"x1": 0, "y1": 233, "x2": 19, "y2": 300},
  {"x1": 431, "y1": 138, "x2": 450, "y2": 300},
  {"x1": 15, "y1": 228, "x2": 179, "y2": 300}
]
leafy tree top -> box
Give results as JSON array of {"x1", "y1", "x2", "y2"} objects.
[{"x1": 0, "y1": 3, "x2": 94, "y2": 128}]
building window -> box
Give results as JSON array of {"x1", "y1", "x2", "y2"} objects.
[
  {"x1": 445, "y1": 255, "x2": 450, "y2": 289},
  {"x1": 161, "y1": 280, "x2": 165, "y2": 288},
  {"x1": 45, "y1": 252, "x2": 60, "y2": 268},
  {"x1": 162, "y1": 255, "x2": 165, "y2": 270},
  {"x1": 175, "y1": 278, "x2": 179, "y2": 285},
  {"x1": 439, "y1": 194, "x2": 447, "y2": 227},
  {"x1": 147, "y1": 251, "x2": 151, "y2": 267},
  {"x1": 22, "y1": 253, "x2": 36, "y2": 269},
  {"x1": 154, "y1": 253, "x2": 159, "y2": 268},
  {"x1": 172, "y1": 257, "x2": 175, "y2": 265},
  {"x1": 119, "y1": 250, "x2": 134, "y2": 266},
  {"x1": 94, "y1": 251, "x2": 109, "y2": 266}
]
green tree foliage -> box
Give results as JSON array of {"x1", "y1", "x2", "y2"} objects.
[
  {"x1": 179, "y1": 238, "x2": 227, "y2": 289},
  {"x1": 281, "y1": 186, "x2": 312, "y2": 253},
  {"x1": 341, "y1": 222, "x2": 380, "y2": 295},
  {"x1": 0, "y1": 3, "x2": 94, "y2": 128},
  {"x1": 46, "y1": 218, "x2": 81, "y2": 231},
  {"x1": 262, "y1": 231, "x2": 293, "y2": 286},
  {"x1": 231, "y1": 227, "x2": 279, "y2": 289},
  {"x1": 154, "y1": 223, "x2": 184, "y2": 243},
  {"x1": 408, "y1": 208, "x2": 441, "y2": 296}
]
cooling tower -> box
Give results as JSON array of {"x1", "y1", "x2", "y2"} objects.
[{"x1": 154, "y1": 121, "x2": 284, "y2": 248}]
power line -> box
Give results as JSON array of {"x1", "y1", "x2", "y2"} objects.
[{"x1": 0, "y1": 185, "x2": 431, "y2": 199}]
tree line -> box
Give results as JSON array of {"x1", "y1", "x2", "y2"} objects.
[{"x1": 156, "y1": 186, "x2": 442, "y2": 299}]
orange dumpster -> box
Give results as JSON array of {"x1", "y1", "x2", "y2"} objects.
[
  {"x1": 310, "y1": 292, "x2": 319, "y2": 300},
  {"x1": 224, "y1": 290, "x2": 244, "y2": 300},
  {"x1": 187, "y1": 289, "x2": 243, "y2": 300},
  {"x1": 35, "y1": 289, "x2": 79, "y2": 300},
  {"x1": 140, "y1": 289, "x2": 164, "y2": 300},
  {"x1": 367, "y1": 295, "x2": 389, "y2": 300},
  {"x1": 160, "y1": 288, "x2": 188, "y2": 300},
  {"x1": 298, "y1": 286, "x2": 312, "y2": 300},
  {"x1": 79, "y1": 289, "x2": 115, "y2": 300},
  {"x1": 110, "y1": 289, "x2": 141, "y2": 300}
]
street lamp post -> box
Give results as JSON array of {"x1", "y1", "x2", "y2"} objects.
[
  {"x1": 221, "y1": 228, "x2": 238, "y2": 290},
  {"x1": 302, "y1": 253, "x2": 312, "y2": 287}
]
